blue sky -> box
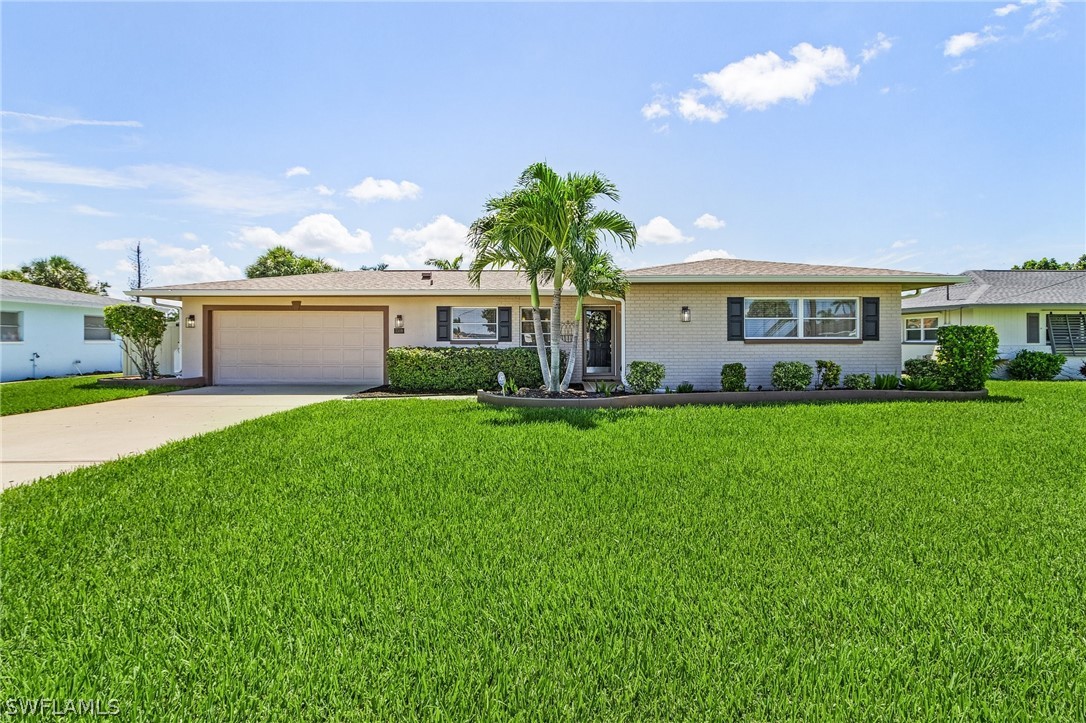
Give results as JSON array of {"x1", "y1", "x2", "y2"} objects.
[{"x1": 2, "y1": 2, "x2": 1083, "y2": 296}]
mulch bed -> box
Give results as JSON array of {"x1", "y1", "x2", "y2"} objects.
[
  {"x1": 347, "y1": 385, "x2": 475, "y2": 398},
  {"x1": 512, "y1": 387, "x2": 629, "y2": 399}
]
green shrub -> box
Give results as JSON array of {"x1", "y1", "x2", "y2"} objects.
[
  {"x1": 935, "y1": 325, "x2": 999, "y2": 391},
  {"x1": 387, "y1": 347, "x2": 563, "y2": 392},
  {"x1": 902, "y1": 375, "x2": 941, "y2": 391},
  {"x1": 843, "y1": 373, "x2": 873, "y2": 390},
  {"x1": 1006, "y1": 350, "x2": 1067, "y2": 380},
  {"x1": 903, "y1": 356, "x2": 940, "y2": 381},
  {"x1": 626, "y1": 361, "x2": 666, "y2": 394},
  {"x1": 814, "y1": 359, "x2": 841, "y2": 390},
  {"x1": 103, "y1": 304, "x2": 175, "y2": 379},
  {"x1": 771, "y1": 361, "x2": 813, "y2": 391},
  {"x1": 874, "y1": 373, "x2": 900, "y2": 390},
  {"x1": 594, "y1": 380, "x2": 618, "y2": 397},
  {"x1": 1081, "y1": 360, "x2": 1086, "y2": 379},
  {"x1": 720, "y1": 363, "x2": 747, "y2": 392},
  {"x1": 676, "y1": 382, "x2": 695, "y2": 394}
]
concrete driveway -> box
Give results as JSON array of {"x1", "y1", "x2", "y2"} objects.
[{"x1": 1, "y1": 385, "x2": 362, "y2": 490}]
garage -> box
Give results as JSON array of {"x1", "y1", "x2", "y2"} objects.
[{"x1": 211, "y1": 309, "x2": 385, "y2": 385}]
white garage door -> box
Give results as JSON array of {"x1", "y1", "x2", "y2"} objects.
[{"x1": 213, "y1": 310, "x2": 385, "y2": 385}]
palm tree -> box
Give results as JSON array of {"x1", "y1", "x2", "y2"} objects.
[
  {"x1": 560, "y1": 248, "x2": 629, "y2": 390},
  {"x1": 425, "y1": 255, "x2": 464, "y2": 270}
]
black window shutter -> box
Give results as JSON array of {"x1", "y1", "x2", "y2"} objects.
[
  {"x1": 1026, "y1": 313, "x2": 1039, "y2": 344},
  {"x1": 436, "y1": 306, "x2": 450, "y2": 342},
  {"x1": 726, "y1": 297, "x2": 744, "y2": 341},
  {"x1": 497, "y1": 307, "x2": 512, "y2": 342},
  {"x1": 862, "y1": 297, "x2": 880, "y2": 341}
]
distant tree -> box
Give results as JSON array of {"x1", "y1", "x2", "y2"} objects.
[
  {"x1": 128, "y1": 240, "x2": 152, "y2": 291},
  {"x1": 245, "y1": 246, "x2": 341, "y2": 278},
  {"x1": 1, "y1": 255, "x2": 108, "y2": 295},
  {"x1": 359, "y1": 263, "x2": 389, "y2": 271},
  {"x1": 425, "y1": 255, "x2": 464, "y2": 270},
  {"x1": 103, "y1": 304, "x2": 175, "y2": 379},
  {"x1": 1012, "y1": 255, "x2": 1086, "y2": 270}
]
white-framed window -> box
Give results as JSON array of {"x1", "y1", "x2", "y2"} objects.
[
  {"x1": 519, "y1": 307, "x2": 552, "y2": 346},
  {"x1": 744, "y1": 298, "x2": 859, "y2": 339},
  {"x1": 451, "y1": 307, "x2": 498, "y2": 342},
  {"x1": 904, "y1": 316, "x2": 939, "y2": 342},
  {"x1": 1, "y1": 311, "x2": 23, "y2": 342},
  {"x1": 84, "y1": 315, "x2": 112, "y2": 341}
]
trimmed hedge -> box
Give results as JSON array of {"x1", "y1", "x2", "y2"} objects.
[
  {"x1": 843, "y1": 373, "x2": 873, "y2": 390},
  {"x1": 626, "y1": 361, "x2": 666, "y2": 394},
  {"x1": 936, "y1": 325, "x2": 999, "y2": 391},
  {"x1": 1006, "y1": 350, "x2": 1067, "y2": 380},
  {"x1": 771, "y1": 361, "x2": 813, "y2": 391},
  {"x1": 720, "y1": 363, "x2": 747, "y2": 392},
  {"x1": 387, "y1": 347, "x2": 565, "y2": 392}
]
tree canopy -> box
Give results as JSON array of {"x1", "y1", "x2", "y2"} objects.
[
  {"x1": 0, "y1": 256, "x2": 109, "y2": 295},
  {"x1": 426, "y1": 255, "x2": 464, "y2": 270},
  {"x1": 245, "y1": 246, "x2": 341, "y2": 278},
  {"x1": 1012, "y1": 255, "x2": 1086, "y2": 270}
]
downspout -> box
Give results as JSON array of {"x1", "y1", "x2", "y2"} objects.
[{"x1": 619, "y1": 297, "x2": 628, "y2": 389}]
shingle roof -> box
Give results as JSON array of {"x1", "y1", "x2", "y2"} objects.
[
  {"x1": 902, "y1": 270, "x2": 1086, "y2": 310},
  {"x1": 628, "y1": 258, "x2": 944, "y2": 278},
  {"x1": 0, "y1": 279, "x2": 119, "y2": 309}
]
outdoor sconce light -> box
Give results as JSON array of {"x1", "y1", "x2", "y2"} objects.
[
  {"x1": 681, "y1": 306, "x2": 691, "y2": 323},
  {"x1": 393, "y1": 314, "x2": 405, "y2": 334},
  {"x1": 185, "y1": 314, "x2": 196, "y2": 328}
]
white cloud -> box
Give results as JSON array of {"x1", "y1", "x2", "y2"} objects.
[
  {"x1": 880, "y1": 86, "x2": 891, "y2": 94},
  {"x1": 182, "y1": 232, "x2": 199, "y2": 242},
  {"x1": 697, "y1": 43, "x2": 859, "y2": 111},
  {"x1": 314, "y1": 184, "x2": 335, "y2": 196},
  {"x1": 994, "y1": 3, "x2": 1021, "y2": 16},
  {"x1": 891, "y1": 238, "x2": 918, "y2": 249},
  {"x1": 641, "y1": 100, "x2": 671, "y2": 120},
  {"x1": 944, "y1": 27, "x2": 1001, "y2": 57},
  {"x1": 238, "y1": 213, "x2": 373, "y2": 255},
  {"x1": 129, "y1": 164, "x2": 328, "y2": 216},
  {"x1": 637, "y1": 216, "x2": 692, "y2": 245},
  {"x1": 72, "y1": 204, "x2": 117, "y2": 217},
  {"x1": 0, "y1": 110, "x2": 142, "y2": 131},
  {"x1": 684, "y1": 249, "x2": 735, "y2": 262},
  {"x1": 381, "y1": 215, "x2": 470, "y2": 268},
  {"x1": 2, "y1": 148, "x2": 142, "y2": 189},
  {"x1": 153, "y1": 244, "x2": 243, "y2": 285},
  {"x1": 285, "y1": 166, "x2": 310, "y2": 178},
  {"x1": 96, "y1": 236, "x2": 156, "y2": 251},
  {"x1": 1025, "y1": 0, "x2": 1063, "y2": 32},
  {"x1": 2, "y1": 185, "x2": 50, "y2": 203},
  {"x1": 860, "y1": 33, "x2": 894, "y2": 63},
  {"x1": 693, "y1": 213, "x2": 726, "y2": 230},
  {"x1": 652, "y1": 123, "x2": 670, "y2": 135},
  {"x1": 950, "y1": 59, "x2": 977, "y2": 73},
  {"x1": 346, "y1": 177, "x2": 422, "y2": 203},
  {"x1": 676, "y1": 91, "x2": 727, "y2": 122}
]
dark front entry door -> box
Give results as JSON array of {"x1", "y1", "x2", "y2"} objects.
[{"x1": 585, "y1": 309, "x2": 613, "y2": 375}]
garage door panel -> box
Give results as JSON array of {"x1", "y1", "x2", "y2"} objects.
[{"x1": 213, "y1": 310, "x2": 385, "y2": 385}]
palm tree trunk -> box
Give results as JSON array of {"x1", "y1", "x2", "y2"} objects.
[
  {"x1": 531, "y1": 307, "x2": 551, "y2": 388},
  {"x1": 549, "y1": 282, "x2": 563, "y2": 394},
  {"x1": 561, "y1": 296, "x2": 582, "y2": 391}
]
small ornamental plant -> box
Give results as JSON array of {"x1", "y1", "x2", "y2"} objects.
[
  {"x1": 103, "y1": 304, "x2": 174, "y2": 380},
  {"x1": 720, "y1": 363, "x2": 747, "y2": 392},
  {"x1": 843, "y1": 373, "x2": 874, "y2": 390},
  {"x1": 771, "y1": 361, "x2": 813, "y2": 391},
  {"x1": 935, "y1": 325, "x2": 999, "y2": 391},
  {"x1": 814, "y1": 360, "x2": 841, "y2": 390},
  {"x1": 1006, "y1": 350, "x2": 1067, "y2": 381},
  {"x1": 626, "y1": 361, "x2": 666, "y2": 394}
]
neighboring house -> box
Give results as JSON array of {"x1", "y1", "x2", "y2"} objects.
[
  {"x1": 902, "y1": 269, "x2": 1086, "y2": 377},
  {"x1": 132, "y1": 259, "x2": 963, "y2": 389},
  {"x1": 1, "y1": 279, "x2": 123, "y2": 382}
]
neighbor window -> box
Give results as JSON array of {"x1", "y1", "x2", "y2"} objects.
[
  {"x1": 520, "y1": 308, "x2": 552, "y2": 346},
  {"x1": 744, "y1": 298, "x2": 858, "y2": 339},
  {"x1": 904, "y1": 316, "x2": 939, "y2": 342},
  {"x1": 84, "y1": 315, "x2": 112, "y2": 341},
  {"x1": 1, "y1": 311, "x2": 22, "y2": 342},
  {"x1": 451, "y1": 307, "x2": 497, "y2": 342}
]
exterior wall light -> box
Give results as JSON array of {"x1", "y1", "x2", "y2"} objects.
[
  {"x1": 681, "y1": 306, "x2": 691, "y2": 323},
  {"x1": 185, "y1": 315, "x2": 197, "y2": 328},
  {"x1": 394, "y1": 314, "x2": 405, "y2": 334}
]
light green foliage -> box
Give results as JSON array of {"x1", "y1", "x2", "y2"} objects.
[
  {"x1": 626, "y1": 361, "x2": 666, "y2": 394},
  {"x1": 2, "y1": 383, "x2": 1083, "y2": 719},
  {"x1": 935, "y1": 325, "x2": 999, "y2": 391},
  {"x1": 814, "y1": 359, "x2": 841, "y2": 390},
  {"x1": 103, "y1": 304, "x2": 174, "y2": 379},
  {"x1": 1, "y1": 255, "x2": 108, "y2": 295},
  {"x1": 770, "y1": 361, "x2": 813, "y2": 391},
  {"x1": 245, "y1": 246, "x2": 340, "y2": 278},
  {"x1": 0, "y1": 375, "x2": 182, "y2": 416},
  {"x1": 1011, "y1": 255, "x2": 1086, "y2": 270},
  {"x1": 843, "y1": 373, "x2": 873, "y2": 390}
]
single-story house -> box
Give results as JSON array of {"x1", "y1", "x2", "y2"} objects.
[
  {"x1": 132, "y1": 258, "x2": 964, "y2": 390},
  {"x1": 902, "y1": 269, "x2": 1086, "y2": 377}
]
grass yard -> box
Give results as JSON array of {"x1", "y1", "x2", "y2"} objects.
[
  {"x1": 2, "y1": 381, "x2": 1084, "y2": 720},
  {"x1": 0, "y1": 374, "x2": 183, "y2": 416}
]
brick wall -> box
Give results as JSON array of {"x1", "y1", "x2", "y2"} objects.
[{"x1": 624, "y1": 283, "x2": 904, "y2": 389}]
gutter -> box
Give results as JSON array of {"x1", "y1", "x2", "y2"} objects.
[
  {"x1": 627, "y1": 274, "x2": 972, "y2": 286},
  {"x1": 125, "y1": 288, "x2": 580, "y2": 300}
]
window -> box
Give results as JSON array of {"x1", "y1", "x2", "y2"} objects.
[
  {"x1": 451, "y1": 307, "x2": 497, "y2": 342},
  {"x1": 744, "y1": 298, "x2": 858, "y2": 339},
  {"x1": 84, "y1": 315, "x2": 112, "y2": 341},
  {"x1": 1, "y1": 311, "x2": 22, "y2": 342},
  {"x1": 904, "y1": 316, "x2": 939, "y2": 342},
  {"x1": 520, "y1": 308, "x2": 552, "y2": 346}
]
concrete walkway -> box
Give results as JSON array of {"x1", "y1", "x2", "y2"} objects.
[{"x1": 1, "y1": 385, "x2": 361, "y2": 490}]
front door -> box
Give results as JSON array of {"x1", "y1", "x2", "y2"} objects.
[{"x1": 584, "y1": 308, "x2": 614, "y2": 376}]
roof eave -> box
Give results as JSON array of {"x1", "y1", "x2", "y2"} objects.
[
  {"x1": 628, "y1": 274, "x2": 971, "y2": 288},
  {"x1": 126, "y1": 288, "x2": 577, "y2": 300}
]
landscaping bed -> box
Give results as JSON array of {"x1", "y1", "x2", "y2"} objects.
[
  {"x1": 97, "y1": 375, "x2": 205, "y2": 388},
  {"x1": 480, "y1": 387, "x2": 989, "y2": 408},
  {"x1": 347, "y1": 385, "x2": 474, "y2": 398}
]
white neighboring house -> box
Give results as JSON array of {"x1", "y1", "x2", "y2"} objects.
[
  {"x1": 902, "y1": 270, "x2": 1086, "y2": 378},
  {"x1": 0, "y1": 279, "x2": 181, "y2": 382}
]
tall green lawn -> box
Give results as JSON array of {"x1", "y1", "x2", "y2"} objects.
[
  {"x1": 0, "y1": 374, "x2": 182, "y2": 416},
  {"x1": 2, "y1": 382, "x2": 1084, "y2": 720}
]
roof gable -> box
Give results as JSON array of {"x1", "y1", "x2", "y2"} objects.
[
  {"x1": 902, "y1": 270, "x2": 1086, "y2": 309},
  {"x1": 0, "y1": 279, "x2": 118, "y2": 309}
]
